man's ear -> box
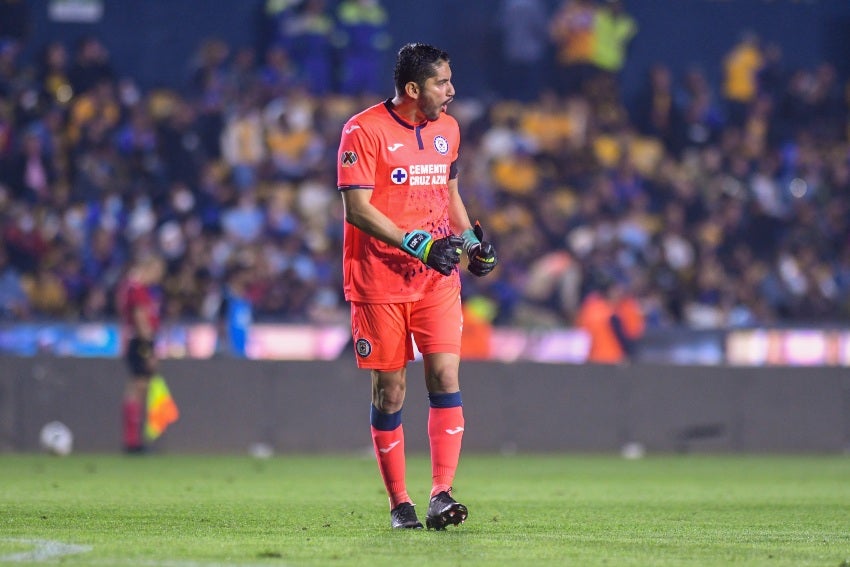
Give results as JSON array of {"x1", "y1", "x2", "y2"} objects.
[{"x1": 404, "y1": 81, "x2": 419, "y2": 98}]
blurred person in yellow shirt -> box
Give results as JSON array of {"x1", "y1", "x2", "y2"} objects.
[
  {"x1": 550, "y1": 0, "x2": 597, "y2": 96},
  {"x1": 591, "y1": 0, "x2": 637, "y2": 100},
  {"x1": 722, "y1": 31, "x2": 763, "y2": 126}
]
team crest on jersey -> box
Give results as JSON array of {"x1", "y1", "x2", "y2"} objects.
[
  {"x1": 341, "y1": 151, "x2": 358, "y2": 167},
  {"x1": 390, "y1": 167, "x2": 408, "y2": 184},
  {"x1": 433, "y1": 135, "x2": 449, "y2": 155},
  {"x1": 356, "y1": 338, "x2": 372, "y2": 357}
]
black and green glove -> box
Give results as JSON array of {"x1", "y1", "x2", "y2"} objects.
[
  {"x1": 462, "y1": 222, "x2": 498, "y2": 277},
  {"x1": 401, "y1": 230, "x2": 464, "y2": 276}
]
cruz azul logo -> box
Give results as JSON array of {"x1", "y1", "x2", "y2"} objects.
[
  {"x1": 390, "y1": 167, "x2": 408, "y2": 184},
  {"x1": 390, "y1": 163, "x2": 448, "y2": 186},
  {"x1": 356, "y1": 338, "x2": 372, "y2": 357}
]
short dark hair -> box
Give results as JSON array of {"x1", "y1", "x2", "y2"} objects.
[{"x1": 393, "y1": 42, "x2": 450, "y2": 95}]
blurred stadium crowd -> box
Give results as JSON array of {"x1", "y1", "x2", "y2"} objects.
[{"x1": 0, "y1": 0, "x2": 848, "y2": 332}]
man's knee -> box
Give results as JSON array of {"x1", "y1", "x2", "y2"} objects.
[{"x1": 372, "y1": 370, "x2": 406, "y2": 412}]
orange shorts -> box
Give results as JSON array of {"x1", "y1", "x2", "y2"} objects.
[{"x1": 350, "y1": 285, "x2": 462, "y2": 370}]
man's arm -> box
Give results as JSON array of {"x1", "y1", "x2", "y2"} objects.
[
  {"x1": 340, "y1": 186, "x2": 463, "y2": 276},
  {"x1": 340, "y1": 188, "x2": 407, "y2": 247},
  {"x1": 446, "y1": 178, "x2": 474, "y2": 235},
  {"x1": 447, "y1": 178, "x2": 498, "y2": 277}
]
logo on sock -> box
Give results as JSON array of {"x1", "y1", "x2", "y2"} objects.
[
  {"x1": 378, "y1": 440, "x2": 401, "y2": 454},
  {"x1": 445, "y1": 427, "x2": 465, "y2": 435}
]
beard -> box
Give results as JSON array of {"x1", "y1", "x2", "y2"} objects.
[{"x1": 420, "y1": 98, "x2": 448, "y2": 121}]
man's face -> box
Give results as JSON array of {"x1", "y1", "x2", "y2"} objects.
[{"x1": 417, "y1": 61, "x2": 455, "y2": 121}]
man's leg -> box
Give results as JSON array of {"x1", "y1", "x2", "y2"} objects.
[
  {"x1": 427, "y1": 389, "x2": 464, "y2": 498},
  {"x1": 371, "y1": 369, "x2": 423, "y2": 529},
  {"x1": 423, "y1": 353, "x2": 465, "y2": 496},
  {"x1": 123, "y1": 338, "x2": 154, "y2": 453},
  {"x1": 123, "y1": 378, "x2": 147, "y2": 452},
  {"x1": 422, "y1": 354, "x2": 468, "y2": 530},
  {"x1": 351, "y1": 300, "x2": 421, "y2": 528},
  {"x1": 414, "y1": 285, "x2": 467, "y2": 530},
  {"x1": 370, "y1": 369, "x2": 411, "y2": 509}
]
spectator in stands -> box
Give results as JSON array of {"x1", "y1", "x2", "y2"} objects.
[
  {"x1": 810, "y1": 63, "x2": 846, "y2": 142},
  {"x1": 221, "y1": 190, "x2": 265, "y2": 243},
  {"x1": 155, "y1": 97, "x2": 203, "y2": 188},
  {"x1": 0, "y1": 20, "x2": 848, "y2": 343},
  {"x1": 7, "y1": 127, "x2": 55, "y2": 203},
  {"x1": 68, "y1": 36, "x2": 114, "y2": 96},
  {"x1": 576, "y1": 270, "x2": 644, "y2": 363},
  {"x1": 722, "y1": 30, "x2": 763, "y2": 127},
  {"x1": 80, "y1": 280, "x2": 110, "y2": 321},
  {"x1": 187, "y1": 47, "x2": 227, "y2": 160},
  {"x1": 549, "y1": 0, "x2": 598, "y2": 97},
  {"x1": 114, "y1": 105, "x2": 159, "y2": 181},
  {"x1": 36, "y1": 41, "x2": 73, "y2": 106},
  {"x1": 263, "y1": 0, "x2": 303, "y2": 53},
  {"x1": 0, "y1": 37, "x2": 22, "y2": 97},
  {"x1": 631, "y1": 63, "x2": 686, "y2": 155},
  {"x1": 590, "y1": 0, "x2": 637, "y2": 98},
  {"x1": 217, "y1": 262, "x2": 254, "y2": 357},
  {"x1": 0, "y1": 96, "x2": 13, "y2": 161},
  {"x1": 264, "y1": 100, "x2": 325, "y2": 182},
  {"x1": 495, "y1": 0, "x2": 550, "y2": 103},
  {"x1": 220, "y1": 90, "x2": 266, "y2": 191},
  {"x1": 82, "y1": 222, "x2": 126, "y2": 290},
  {"x1": 757, "y1": 41, "x2": 785, "y2": 103},
  {"x1": 258, "y1": 44, "x2": 300, "y2": 101},
  {"x1": 225, "y1": 46, "x2": 261, "y2": 100},
  {"x1": 0, "y1": 241, "x2": 29, "y2": 320},
  {"x1": 284, "y1": 0, "x2": 337, "y2": 95},
  {"x1": 2, "y1": 202, "x2": 47, "y2": 274},
  {"x1": 675, "y1": 65, "x2": 725, "y2": 149},
  {"x1": 67, "y1": 77, "x2": 121, "y2": 148},
  {"x1": 336, "y1": 0, "x2": 391, "y2": 97}
]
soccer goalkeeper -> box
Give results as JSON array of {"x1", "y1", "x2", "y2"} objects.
[{"x1": 337, "y1": 42, "x2": 498, "y2": 530}]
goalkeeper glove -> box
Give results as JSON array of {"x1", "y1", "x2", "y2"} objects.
[
  {"x1": 462, "y1": 221, "x2": 498, "y2": 277},
  {"x1": 401, "y1": 230, "x2": 464, "y2": 276}
]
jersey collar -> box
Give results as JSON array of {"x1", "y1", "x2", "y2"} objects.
[{"x1": 384, "y1": 98, "x2": 429, "y2": 130}]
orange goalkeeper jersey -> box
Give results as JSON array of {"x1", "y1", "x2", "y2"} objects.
[{"x1": 337, "y1": 99, "x2": 461, "y2": 303}]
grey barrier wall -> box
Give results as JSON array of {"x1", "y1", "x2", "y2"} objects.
[{"x1": 1, "y1": 356, "x2": 849, "y2": 454}]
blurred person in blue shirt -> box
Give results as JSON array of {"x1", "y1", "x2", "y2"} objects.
[
  {"x1": 495, "y1": 0, "x2": 549, "y2": 102},
  {"x1": 218, "y1": 263, "x2": 254, "y2": 357},
  {"x1": 336, "y1": 0, "x2": 391, "y2": 97},
  {"x1": 0, "y1": 242, "x2": 29, "y2": 320},
  {"x1": 284, "y1": 0, "x2": 337, "y2": 95}
]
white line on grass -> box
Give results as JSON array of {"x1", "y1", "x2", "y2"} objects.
[
  {"x1": 1, "y1": 538, "x2": 296, "y2": 566},
  {"x1": 103, "y1": 562, "x2": 297, "y2": 567},
  {"x1": 0, "y1": 538, "x2": 92, "y2": 562},
  {"x1": 80, "y1": 560, "x2": 296, "y2": 567}
]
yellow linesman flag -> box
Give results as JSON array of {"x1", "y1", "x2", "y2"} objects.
[{"x1": 145, "y1": 374, "x2": 179, "y2": 441}]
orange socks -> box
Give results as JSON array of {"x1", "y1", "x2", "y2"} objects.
[
  {"x1": 370, "y1": 406, "x2": 410, "y2": 508},
  {"x1": 427, "y1": 392, "x2": 464, "y2": 498},
  {"x1": 371, "y1": 392, "x2": 465, "y2": 507}
]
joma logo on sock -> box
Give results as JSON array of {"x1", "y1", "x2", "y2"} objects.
[{"x1": 378, "y1": 441, "x2": 401, "y2": 454}]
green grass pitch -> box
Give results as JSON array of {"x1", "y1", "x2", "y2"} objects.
[{"x1": 1, "y1": 453, "x2": 849, "y2": 566}]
